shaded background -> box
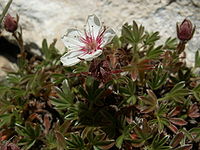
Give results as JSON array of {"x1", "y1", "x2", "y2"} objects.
[{"x1": 0, "y1": 0, "x2": 200, "y2": 77}]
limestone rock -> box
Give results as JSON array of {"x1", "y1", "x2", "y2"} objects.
[
  {"x1": 0, "y1": 56, "x2": 18, "y2": 80},
  {"x1": 192, "y1": 0, "x2": 200, "y2": 7}
]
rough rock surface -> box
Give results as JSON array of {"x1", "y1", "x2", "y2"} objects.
[
  {"x1": 0, "y1": 56, "x2": 17, "y2": 80},
  {"x1": 0, "y1": 0, "x2": 200, "y2": 74}
]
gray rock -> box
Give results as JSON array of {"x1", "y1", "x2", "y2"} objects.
[
  {"x1": 192, "y1": 0, "x2": 200, "y2": 7},
  {"x1": 0, "y1": 56, "x2": 18, "y2": 81}
]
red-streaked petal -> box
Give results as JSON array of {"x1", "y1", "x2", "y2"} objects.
[
  {"x1": 60, "y1": 50, "x2": 83, "y2": 66},
  {"x1": 101, "y1": 28, "x2": 115, "y2": 47},
  {"x1": 86, "y1": 14, "x2": 102, "y2": 39},
  {"x1": 79, "y1": 49, "x2": 102, "y2": 61},
  {"x1": 62, "y1": 29, "x2": 85, "y2": 50}
]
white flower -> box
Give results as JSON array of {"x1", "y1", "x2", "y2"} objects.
[{"x1": 60, "y1": 14, "x2": 116, "y2": 66}]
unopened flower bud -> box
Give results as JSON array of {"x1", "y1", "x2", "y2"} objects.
[
  {"x1": 4, "y1": 14, "x2": 18, "y2": 33},
  {"x1": 177, "y1": 19, "x2": 195, "y2": 41}
]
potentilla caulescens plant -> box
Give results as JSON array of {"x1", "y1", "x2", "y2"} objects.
[
  {"x1": 60, "y1": 14, "x2": 115, "y2": 66},
  {"x1": 1, "y1": 8, "x2": 200, "y2": 150}
]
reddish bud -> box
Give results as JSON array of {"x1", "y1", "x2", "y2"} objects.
[
  {"x1": 4, "y1": 14, "x2": 18, "y2": 33},
  {"x1": 177, "y1": 19, "x2": 195, "y2": 41}
]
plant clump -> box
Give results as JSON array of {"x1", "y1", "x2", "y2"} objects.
[{"x1": 0, "y1": 1, "x2": 200, "y2": 150}]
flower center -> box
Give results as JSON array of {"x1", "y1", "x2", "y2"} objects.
[
  {"x1": 86, "y1": 40, "x2": 98, "y2": 51},
  {"x1": 80, "y1": 35, "x2": 102, "y2": 54}
]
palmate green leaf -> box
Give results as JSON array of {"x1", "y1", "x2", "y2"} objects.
[
  {"x1": 139, "y1": 90, "x2": 158, "y2": 113},
  {"x1": 116, "y1": 124, "x2": 135, "y2": 149},
  {"x1": 134, "y1": 125, "x2": 151, "y2": 141},
  {"x1": 156, "y1": 103, "x2": 168, "y2": 117},
  {"x1": 121, "y1": 21, "x2": 145, "y2": 46},
  {"x1": 7, "y1": 73, "x2": 21, "y2": 84},
  {"x1": 192, "y1": 83, "x2": 200, "y2": 101},
  {"x1": 51, "y1": 94, "x2": 71, "y2": 109},
  {"x1": 112, "y1": 35, "x2": 121, "y2": 49},
  {"x1": 132, "y1": 20, "x2": 145, "y2": 43},
  {"x1": 17, "y1": 57, "x2": 28, "y2": 70},
  {"x1": 155, "y1": 116, "x2": 170, "y2": 133},
  {"x1": 163, "y1": 37, "x2": 177, "y2": 50},
  {"x1": 116, "y1": 135, "x2": 124, "y2": 149},
  {"x1": 0, "y1": 98, "x2": 14, "y2": 113},
  {"x1": 195, "y1": 50, "x2": 200, "y2": 68},
  {"x1": 127, "y1": 95, "x2": 137, "y2": 104},
  {"x1": 0, "y1": 85, "x2": 10, "y2": 98},
  {"x1": 19, "y1": 139, "x2": 36, "y2": 150},
  {"x1": 178, "y1": 69, "x2": 191, "y2": 81},
  {"x1": 144, "y1": 31, "x2": 160, "y2": 45},
  {"x1": 0, "y1": 113, "x2": 13, "y2": 128},
  {"x1": 51, "y1": 79, "x2": 74, "y2": 109},
  {"x1": 51, "y1": 73, "x2": 66, "y2": 84},
  {"x1": 15, "y1": 122, "x2": 41, "y2": 138},
  {"x1": 43, "y1": 131, "x2": 58, "y2": 150},
  {"x1": 84, "y1": 129, "x2": 115, "y2": 149},
  {"x1": 131, "y1": 125, "x2": 153, "y2": 148},
  {"x1": 15, "y1": 123, "x2": 41, "y2": 149},
  {"x1": 41, "y1": 39, "x2": 59, "y2": 64},
  {"x1": 55, "y1": 131, "x2": 68, "y2": 149},
  {"x1": 99, "y1": 109, "x2": 122, "y2": 138},
  {"x1": 121, "y1": 23, "x2": 134, "y2": 43},
  {"x1": 10, "y1": 87, "x2": 26, "y2": 98},
  {"x1": 170, "y1": 81, "x2": 185, "y2": 93},
  {"x1": 79, "y1": 79, "x2": 106, "y2": 104},
  {"x1": 180, "y1": 128, "x2": 193, "y2": 141},
  {"x1": 119, "y1": 77, "x2": 137, "y2": 104},
  {"x1": 126, "y1": 78, "x2": 136, "y2": 95},
  {"x1": 148, "y1": 66, "x2": 168, "y2": 90},
  {"x1": 73, "y1": 62, "x2": 89, "y2": 73},
  {"x1": 159, "y1": 81, "x2": 190, "y2": 102},
  {"x1": 147, "y1": 135, "x2": 171, "y2": 150},
  {"x1": 20, "y1": 69, "x2": 47, "y2": 95},
  {"x1": 65, "y1": 105, "x2": 79, "y2": 120},
  {"x1": 66, "y1": 134, "x2": 85, "y2": 150},
  {"x1": 41, "y1": 39, "x2": 51, "y2": 60},
  {"x1": 149, "y1": 104, "x2": 169, "y2": 132},
  {"x1": 170, "y1": 68, "x2": 191, "y2": 84},
  {"x1": 146, "y1": 45, "x2": 163, "y2": 59},
  {"x1": 189, "y1": 127, "x2": 200, "y2": 141}
]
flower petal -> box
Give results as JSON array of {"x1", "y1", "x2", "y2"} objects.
[
  {"x1": 86, "y1": 14, "x2": 101, "y2": 39},
  {"x1": 101, "y1": 28, "x2": 116, "y2": 47},
  {"x1": 79, "y1": 49, "x2": 102, "y2": 61},
  {"x1": 60, "y1": 50, "x2": 83, "y2": 66},
  {"x1": 62, "y1": 29, "x2": 85, "y2": 51}
]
